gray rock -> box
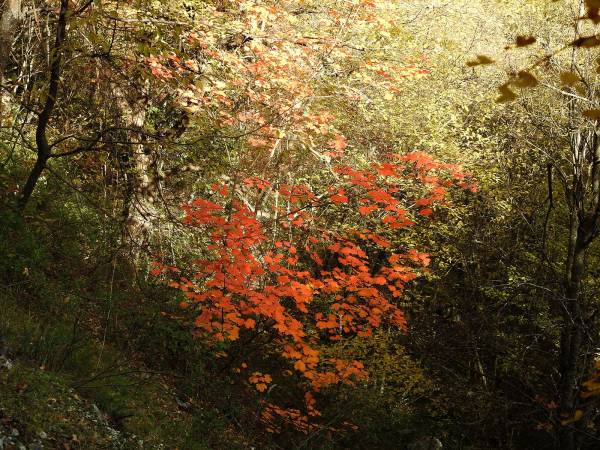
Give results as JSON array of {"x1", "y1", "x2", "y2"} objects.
[
  {"x1": 92, "y1": 404, "x2": 107, "y2": 425},
  {"x1": 175, "y1": 397, "x2": 191, "y2": 410}
]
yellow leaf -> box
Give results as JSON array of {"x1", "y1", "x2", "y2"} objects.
[
  {"x1": 496, "y1": 83, "x2": 516, "y2": 103},
  {"x1": 582, "y1": 379, "x2": 600, "y2": 391},
  {"x1": 561, "y1": 409, "x2": 583, "y2": 426},
  {"x1": 516, "y1": 36, "x2": 536, "y2": 47},
  {"x1": 514, "y1": 71, "x2": 538, "y2": 88},
  {"x1": 582, "y1": 109, "x2": 600, "y2": 120},
  {"x1": 294, "y1": 360, "x2": 306, "y2": 372},
  {"x1": 228, "y1": 326, "x2": 240, "y2": 340},
  {"x1": 560, "y1": 71, "x2": 580, "y2": 87},
  {"x1": 572, "y1": 35, "x2": 600, "y2": 48},
  {"x1": 466, "y1": 54, "x2": 495, "y2": 67}
]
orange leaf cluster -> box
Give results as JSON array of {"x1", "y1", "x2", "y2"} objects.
[{"x1": 153, "y1": 152, "x2": 473, "y2": 432}]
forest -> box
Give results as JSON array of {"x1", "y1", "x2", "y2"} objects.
[{"x1": 1, "y1": 0, "x2": 600, "y2": 449}]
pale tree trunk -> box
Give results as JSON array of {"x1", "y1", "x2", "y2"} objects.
[
  {"x1": 112, "y1": 85, "x2": 157, "y2": 255},
  {"x1": 122, "y1": 110, "x2": 156, "y2": 254},
  {"x1": 0, "y1": 0, "x2": 22, "y2": 124}
]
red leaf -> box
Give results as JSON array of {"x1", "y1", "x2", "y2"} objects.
[{"x1": 358, "y1": 204, "x2": 378, "y2": 216}]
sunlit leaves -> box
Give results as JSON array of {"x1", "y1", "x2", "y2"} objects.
[{"x1": 143, "y1": 0, "x2": 430, "y2": 178}]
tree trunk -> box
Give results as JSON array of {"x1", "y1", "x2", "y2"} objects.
[
  {"x1": 0, "y1": 0, "x2": 22, "y2": 123},
  {"x1": 558, "y1": 215, "x2": 585, "y2": 450},
  {"x1": 110, "y1": 82, "x2": 157, "y2": 255},
  {"x1": 556, "y1": 126, "x2": 600, "y2": 449},
  {"x1": 18, "y1": 154, "x2": 49, "y2": 208},
  {"x1": 120, "y1": 107, "x2": 155, "y2": 253},
  {"x1": 17, "y1": 0, "x2": 69, "y2": 209}
]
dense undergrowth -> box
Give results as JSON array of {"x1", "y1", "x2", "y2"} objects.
[
  {"x1": 0, "y1": 197, "x2": 440, "y2": 449},
  {"x1": 0, "y1": 206, "x2": 254, "y2": 449}
]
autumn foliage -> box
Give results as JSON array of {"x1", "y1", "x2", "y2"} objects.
[
  {"x1": 152, "y1": 151, "x2": 472, "y2": 432},
  {"x1": 116, "y1": 0, "x2": 477, "y2": 437},
  {"x1": 141, "y1": 0, "x2": 430, "y2": 177}
]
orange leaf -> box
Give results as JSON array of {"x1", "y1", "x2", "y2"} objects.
[
  {"x1": 358, "y1": 204, "x2": 378, "y2": 216},
  {"x1": 294, "y1": 360, "x2": 307, "y2": 372},
  {"x1": 328, "y1": 134, "x2": 348, "y2": 152}
]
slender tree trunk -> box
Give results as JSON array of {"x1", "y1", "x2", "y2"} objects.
[
  {"x1": 17, "y1": 0, "x2": 69, "y2": 209},
  {"x1": 558, "y1": 215, "x2": 585, "y2": 450},
  {"x1": 556, "y1": 126, "x2": 600, "y2": 449}
]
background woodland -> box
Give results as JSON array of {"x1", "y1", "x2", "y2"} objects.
[{"x1": 2, "y1": 1, "x2": 600, "y2": 449}]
